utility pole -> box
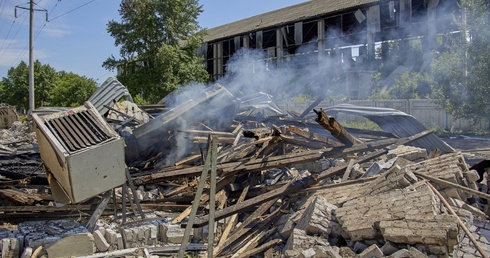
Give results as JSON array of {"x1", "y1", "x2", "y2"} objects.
[{"x1": 15, "y1": 1, "x2": 47, "y2": 114}]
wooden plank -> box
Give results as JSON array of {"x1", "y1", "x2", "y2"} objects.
[
  {"x1": 239, "y1": 239, "x2": 282, "y2": 258},
  {"x1": 171, "y1": 174, "x2": 236, "y2": 224},
  {"x1": 207, "y1": 136, "x2": 218, "y2": 257},
  {"x1": 214, "y1": 185, "x2": 250, "y2": 256},
  {"x1": 193, "y1": 130, "x2": 433, "y2": 228},
  {"x1": 0, "y1": 188, "x2": 43, "y2": 205},
  {"x1": 341, "y1": 159, "x2": 356, "y2": 182},
  {"x1": 178, "y1": 136, "x2": 217, "y2": 258},
  {"x1": 232, "y1": 228, "x2": 275, "y2": 257},
  {"x1": 314, "y1": 108, "x2": 360, "y2": 146},
  {"x1": 284, "y1": 125, "x2": 342, "y2": 146},
  {"x1": 137, "y1": 136, "x2": 403, "y2": 183}
]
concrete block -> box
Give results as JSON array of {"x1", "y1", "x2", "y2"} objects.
[
  {"x1": 158, "y1": 224, "x2": 168, "y2": 243},
  {"x1": 93, "y1": 229, "x2": 110, "y2": 252},
  {"x1": 116, "y1": 233, "x2": 124, "y2": 250},
  {"x1": 166, "y1": 224, "x2": 186, "y2": 244},
  {"x1": 20, "y1": 247, "x2": 33, "y2": 258},
  {"x1": 357, "y1": 244, "x2": 384, "y2": 258},
  {"x1": 339, "y1": 246, "x2": 356, "y2": 257},
  {"x1": 381, "y1": 241, "x2": 399, "y2": 255},
  {"x1": 1, "y1": 238, "x2": 21, "y2": 258},
  {"x1": 314, "y1": 246, "x2": 342, "y2": 258},
  {"x1": 45, "y1": 232, "x2": 95, "y2": 258},
  {"x1": 296, "y1": 196, "x2": 337, "y2": 236},
  {"x1": 285, "y1": 228, "x2": 329, "y2": 252},
  {"x1": 105, "y1": 229, "x2": 118, "y2": 244},
  {"x1": 353, "y1": 241, "x2": 369, "y2": 253},
  {"x1": 299, "y1": 248, "x2": 316, "y2": 258}
]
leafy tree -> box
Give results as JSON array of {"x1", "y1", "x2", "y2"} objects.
[
  {"x1": 431, "y1": 0, "x2": 490, "y2": 124},
  {"x1": 103, "y1": 0, "x2": 209, "y2": 103},
  {"x1": 388, "y1": 72, "x2": 432, "y2": 99},
  {"x1": 0, "y1": 60, "x2": 57, "y2": 110},
  {"x1": 50, "y1": 72, "x2": 98, "y2": 107},
  {"x1": 0, "y1": 61, "x2": 29, "y2": 110}
]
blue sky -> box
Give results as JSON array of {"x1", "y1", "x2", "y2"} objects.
[{"x1": 0, "y1": 0, "x2": 307, "y2": 84}]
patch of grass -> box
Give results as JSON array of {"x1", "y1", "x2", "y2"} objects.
[{"x1": 339, "y1": 120, "x2": 382, "y2": 131}]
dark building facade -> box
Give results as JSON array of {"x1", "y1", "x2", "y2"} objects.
[{"x1": 200, "y1": 0, "x2": 459, "y2": 99}]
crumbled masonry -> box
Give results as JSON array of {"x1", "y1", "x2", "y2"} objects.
[{"x1": 1, "y1": 85, "x2": 490, "y2": 257}]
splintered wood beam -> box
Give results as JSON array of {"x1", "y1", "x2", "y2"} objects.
[
  {"x1": 214, "y1": 185, "x2": 250, "y2": 257},
  {"x1": 172, "y1": 175, "x2": 236, "y2": 224},
  {"x1": 191, "y1": 130, "x2": 433, "y2": 228},
  {"x1": 238, "y1": 238, "x2": 283, "y2": 258},
  {"x1": 178, "y1": 129, "x2": 235, "y2": 136},
  {"x1": 280, "y1": 135, "x2": 328, "y2": 150},
  {"x1": 314, "y1": 108, "x2": 360, "y2": 146},
  {"x1": 136, "y1": 130, "x2": 433, "y2": 184},
  {"x1": 0, "y1": 188, "x2": 43, "y2": 205},
  {"x1": 284, "y1": 125, "x2": 342, "y2": 147}
]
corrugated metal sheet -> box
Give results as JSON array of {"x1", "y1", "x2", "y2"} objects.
[
  {"x1": 204, "y1": 0, "x2": 379, "y2": 42},
  {"x1": 88, "y1": 77, "x2": 134, "y2": 116},
  {"x1": 322, "y1": 104, "x2": 455, "y2": 153}
]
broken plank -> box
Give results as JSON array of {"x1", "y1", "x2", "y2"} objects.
[
  {"x1": 178, "y1": 129, "x2": 235, "y2": 136},
  {"x1": 240, "y1": 239, "x2": 282, "y2": 258},
  {"x1": 314, "y1": 108, "x2": 360, "y2": 146},
  {"x1": 136, "y1": 130, "x2": 433, "y2": 183},
  {"x1": 214, "y1": 184, "x2": 250, "y2": 256},
  {"x1": 284, "y1": 125, "x2": 342, "y2": 146},
  {"x1": 0, "y1": 188, "x2": 43, "y2": 205}
]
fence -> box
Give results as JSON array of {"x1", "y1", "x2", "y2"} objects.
[{"x1": 276, "y1": 99, "x2": 490, "y2": 133}]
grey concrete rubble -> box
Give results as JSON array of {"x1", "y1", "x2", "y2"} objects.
[{"x1": 1, "y1": 88, "x2": 490, "y2": 257}]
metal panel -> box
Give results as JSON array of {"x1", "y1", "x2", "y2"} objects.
[
  {"x1": 323, "y1": 104, "x2": 455, "y2": 153},
  {"x1": 88, "y1": 77, "x2": 134, "y2": 116}
]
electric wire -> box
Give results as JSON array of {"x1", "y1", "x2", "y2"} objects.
[
  {"x1": 0, "y1": 9, "x2": 28, "y2": 58},
  {"x1": 49, "y1": 0, "x2": 98, "y2": 21},
  {"x1": 5, "y1": 0, "x2": 60, "y2": 70}
]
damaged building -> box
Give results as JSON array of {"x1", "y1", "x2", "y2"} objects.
[
  {"x1": 0, "y1": 77, "x2": 490, "y2": 257},
  {"x1": 199, "y1": 0, "x2": 459, "y2": 100},
  {"x1": 1, "y1": 0, "x2": 490, "y2": 257}
]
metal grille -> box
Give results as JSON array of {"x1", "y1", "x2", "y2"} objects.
[{"x1": 44, "y1": 110, "x2": 111, "y2": 153}]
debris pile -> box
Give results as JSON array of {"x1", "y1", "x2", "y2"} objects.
[{"x1": 1, "y1": 80, "x2": 490, "y2": 257}]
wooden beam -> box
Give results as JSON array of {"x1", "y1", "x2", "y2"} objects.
[
  {"x1": 314, "y1": 108, "x2": 360, "y2": 146},
  {"x1": 192, "y1": 130, "x2": 433, "y2": 228}
]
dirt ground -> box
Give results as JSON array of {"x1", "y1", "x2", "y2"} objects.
[{"x1": 436, "y1": 133, "x2": 490, "y2": 166}]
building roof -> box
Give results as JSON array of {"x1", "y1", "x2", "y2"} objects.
[{"x1": 203, "y1": 0, "x2": 380, "y2": 42}]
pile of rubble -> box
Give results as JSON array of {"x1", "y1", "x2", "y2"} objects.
[{"x1": 1, "y1": 79, "x2": 490, "y2": 258}]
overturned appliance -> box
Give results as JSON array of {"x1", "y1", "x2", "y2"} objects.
[{"x1": 32, "y1": 102, "x2": 126, "y2": 205}]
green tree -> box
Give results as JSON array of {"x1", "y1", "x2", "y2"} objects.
[
  {"x1": 388, "y1": 72, "x2": 432, "y2": 99},
  {"x1": 0, "y1": 61, "x2": 56, "y2": 110},
  {"x1": 50, "y1": 72, "x2": 98, "y2": 107},
  {"x1": 103, "y1": 0, "x2": 210, "y2": 103},
  {"x1": 431, "y1": 0, "x2": 490, "y2": 124},
  {"x1": 0, "y1": 61, "x2": 29, "y2": 110}
]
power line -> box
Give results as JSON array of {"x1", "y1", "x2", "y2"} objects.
[
  {"x1": 0, "y1": 10, "x2": 28, "y2": 58},
  {"x1": 10, "y1": 18, "x2": 47, "y2": 68},
  {"x1": 49, "y1": 0, "x2": 98, "y2": 21},
  {"x1": 0, "y1": 0, "x2": 7, "y2": 31}
]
